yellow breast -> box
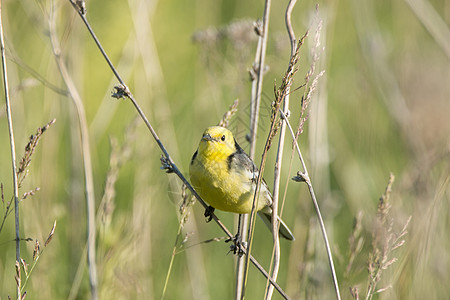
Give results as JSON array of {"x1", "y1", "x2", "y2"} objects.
[
  {"x1": 190, "y1": 150, "x2": 251, "y2": 213},
  {"x1": 190, "y1": 128, "x2": 271, "y2": 214}
]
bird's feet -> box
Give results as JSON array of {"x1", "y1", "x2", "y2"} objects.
[
  {"x1": 226, "y1": 233, "x2": 246, "y2": 257},
  {"x1": 204, "y1": 205, "x2": 215, "y2": 223}
]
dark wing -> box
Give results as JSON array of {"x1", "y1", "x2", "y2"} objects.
[
  {"x1": 190, "y1": 149, "x2": 198, "y2": 166},
  {"x1": 226, "y1": 139, "x2": 258, "y2": 177}
]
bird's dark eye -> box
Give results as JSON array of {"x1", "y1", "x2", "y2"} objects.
[{"x1": 221, "y1": 135, "x2": 226, "y2": 141}]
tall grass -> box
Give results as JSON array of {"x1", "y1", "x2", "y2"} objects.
[{"x1": 0, "y1": 0, "x2": 449, "y2": 299}]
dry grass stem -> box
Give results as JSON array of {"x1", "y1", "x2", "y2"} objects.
[
  {"x1": 218, "y1": 99, "x2": 239, "y2": 128},
  {"x1": 15, "y1": 261, "x2": 21, "y2": 299},
  {"x1": 285, "y1": 108, "x2": 341, "y2": 300},
  {"x1": 365, "y1": 173, "x2": 411, "y2": 300},
  {"x1": 277, "y1": 15, "x2": 340, "y2": 299},
  {"x1": 265, "y1": 2, "x2": 299, "y2": 298},
  {"x1": 248, "y1": 0, "x2": 271, "y2": 159},
  {"x1": 236, "y1": 16, "x2": 267, "y2": 300},
  {"x1": 281, "y1": 38, "x2": 340, "y2": 296},
  {"x1": 20, "y1": 258, "x2": 28, "y2": 278},
  {"x1": 270, "y1": 34, "x2": 307, "y2": 147},
  {"x1": 345, "y1": 211, "x2": 364, "y2": 277},
  {"x1": 0, "y1": 118, "x2": 56, "y2": 297},
  {"x1": 32, "y1": 240, "x2": 40, "y2": 261},
  {"x1": 20, "y1": 220, "x2": 57, "y2": 295},
  {"x1": 296, "y1": 8, "x2": 324, "y2": 138},
  {"x1": 244, "y1": 28, "x2": 307, "y2": 300},
  {"x1": 1, "y1": 119, "x2": 55, "y2": 233},
  {"x1": 17, "y1": 120, "x2": 56, "y2": 188},
  {"x1": 6, "y1": 52, "x2": 68, "y2": 97},
  {"x1": 49, "y1": 4, "x2": 98, "y2": 298},
  {"x1": 44, "y1": 220, "x2": 56, "y2": 247},
  {"x1": 1, "y1": 0, "x2": 21, "y2": 286},
  {"x1": 98, "y1": 120, "x2": 137, "y2": 229},
  {"x1": 162, "y1": 185, "x2": 197, "y2": 299},
  {"x1": 21, "y1": 188, "x2": 40, "y2": 201},
  {"x1": 178, "y1": 184, "x2": 195, "y2": 228},
  {"x1": 350, "y1": 287, "x2": 360, "y2": 300},
  {"x1": 240, "y1": 17, "x2": 270, "y2": 295}
]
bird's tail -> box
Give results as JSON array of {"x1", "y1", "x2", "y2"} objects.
[{"x1": 257, "y1": 211, "x2": 295, "y2": 241}]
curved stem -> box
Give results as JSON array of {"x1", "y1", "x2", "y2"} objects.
[
  {"x1": 244, "y1": 0, "x2": 273, "y2": 293},
  {"x1": 265, "y1": 2, "x2": 297, "y2": 299},
  {"x1": 281, "y1": 109, "x2": 341, "y2": 300},
  {"x1": 0, "y1": 2, "x2": 21, "y2": 298},
  {"x1": 49, "y1": 3, "x2": 98, "y2": 299}
]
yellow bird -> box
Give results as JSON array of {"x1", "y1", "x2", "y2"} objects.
[{"x1": 190, "y1": 126, "x2": 294, "y2": 240}]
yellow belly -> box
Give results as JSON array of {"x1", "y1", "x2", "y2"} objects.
[{"x1": 190, "y1": 153, "x2": 267, "y2": 214}]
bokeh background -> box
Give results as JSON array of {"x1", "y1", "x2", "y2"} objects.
[{"x1": 0, "y1": 0, "x2": 449, "y2": 299}]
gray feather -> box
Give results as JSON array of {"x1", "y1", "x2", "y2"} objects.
[{"x1": 258, "y1": 211, "x2": 295, "y2": 241}]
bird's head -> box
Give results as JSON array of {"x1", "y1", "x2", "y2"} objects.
[{"x1": 198, "y1": 126, "x2": 236, "y2": 159}]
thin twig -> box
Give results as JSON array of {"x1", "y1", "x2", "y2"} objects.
[
  {"x1": 66, "y1": 1, "x2": 289, "y2": 298},
  {"x1": 249, "y1": 0, "x2": 271, "y2": 157},
  {"x1": 161, "y1": 222, "x2": 184, "y2": 300},
  {"x1": 264, "y1": 2, "x2": 297, "y2": 299},
  {"x1": 0, "y1": 120, "x2": 54, "y2": 239},
  {"x1": 285, "y1": 0, "x2": 297, "y2": 52},
  {"x1": 245, "y1": 30, "x2": 305, "y2": 300},
  {"x1": 244, "y1": 105, "x2": 280, "y2": 300},
  {"x1": 235, "y1": 17, "x2": 267, "y2": 300},
  {"x1": 49, "y1": 3, "x2": 98, "y2": 299},
  {"x1": 21, "y1": 221, "x2": 57, "y2": 293},
  {"x1": 7, "y1": 52, "x2": 68, "y2": 96},
  {"x1": 241, "y1": 0, "x2": 273, "y2": 298},
  {"x1": 282, "y1": 109, "x2": 341, "y2": 300},
  {"x1": 365, "y1": 174, "x2": 410, "y2": 300},
  {"x1": 235, "y1": 18, "x2": 266, "y2": 300},
  {"x1": 0, "y1": 2, "x2": 21, "y2": 298},
  {"x1": 236, "y1": 16, "x2": 269, "y2": 298}
]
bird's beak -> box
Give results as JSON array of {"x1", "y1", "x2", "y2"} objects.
[{"x1": 202, "y1": 133, "x2": 215, "y2": 142}]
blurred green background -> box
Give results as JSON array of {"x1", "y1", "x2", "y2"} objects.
[{"x1": 0, "y1": 0, "x2": 449, "y2": 299}]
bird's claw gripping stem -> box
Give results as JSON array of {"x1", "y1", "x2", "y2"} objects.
[
  {"x1": 226, "y1": 233, "x2": 245, "y2": 257},
  {"x1": 204, "y1": 205, "x2": 215, "y2": 223}
]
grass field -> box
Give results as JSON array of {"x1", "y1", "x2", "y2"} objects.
[{"x1": 0, "y1": 0, "x2": 449, "y2": 299}]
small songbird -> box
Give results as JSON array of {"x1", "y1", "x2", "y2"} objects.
[{"x1": 190, "y1": 126, "x2": 294, "y2": 240}]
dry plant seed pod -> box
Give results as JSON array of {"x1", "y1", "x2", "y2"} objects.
[
  {"x1": 44, "y1": 221, "x2": 57, "y2": 247},
  {"x1": 32, "y1": 240, "x2": 40, "y2": 261}
]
